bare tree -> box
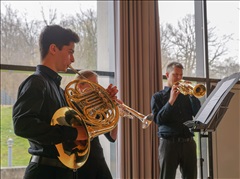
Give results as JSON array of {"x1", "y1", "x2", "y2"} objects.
[
  {"x1": 210, "y1": 57, "x2": 240, "y2": 78},
  {"x1": 160, "y1": 24, "x2": 175, "y2": 70},
  {"x1": 160, "y1": 14, "x2": 237, "y2": 78},
  {"x1": 40, "y1": 6, "x2": 57, "y2": 25},
  {"x1": 1, "y1": 4, "x2": 42, "y2": 66},
  {"x1": 74, "y1": 9, "x2": 97, "y2": 69},
  {"x1": 1, "y1": 4, "x2": 22, "y2": 64},
  {"x1": 1, "y1": 3, "x2": 97, "y2": 70},
  {"x1": 19, "y1": 14, "x2": 42, "y2": 65}
]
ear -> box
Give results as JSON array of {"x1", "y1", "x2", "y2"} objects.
[
  {"x1": 49, "y1": 44, "x2": 57, "y2": 54},
  {"x1": 166, "y1": 72, "x2": 169, "y2": 78}
]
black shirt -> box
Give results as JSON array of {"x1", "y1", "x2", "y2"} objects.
[
  {"x1": 151, "y1": 86, "x2": 201, "y2": 138},
  {"x1": 13, "y1": 65, "x2": 78, "y2": 158},
  {"x1": 88, "y1": 132, "x2": 115, "y2": 159}
]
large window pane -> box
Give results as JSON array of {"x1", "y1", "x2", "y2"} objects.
[
  {"x1": 207, "y1": 1, "x2": 240, "y2": 79},
  {"x1": 1, "y1": 1, "x2": 98, "y2": 70},
  {"x1": 158, "y1": 1, "x2": 196, "y2": 77},
  {"x1": 1, "y1": 1, "x2": 116, "y2": 178},
  {"x1": 158, "y1": 1, "x2": 240, "y2": 179}
]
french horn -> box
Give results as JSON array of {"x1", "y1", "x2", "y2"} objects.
[{"x1": 51, "y1": 65, "x2": 153, "y2": 169}]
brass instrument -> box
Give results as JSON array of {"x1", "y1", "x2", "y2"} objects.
[
  {"x1": 51, "y1": 65, "x2": 153, "y2": 169},
  {"x1": 118, "y1": 103, "x2": 153, "y2": 129},
  {"x1": 175, "y1": 80, "x2": 206, "y2": 98}
]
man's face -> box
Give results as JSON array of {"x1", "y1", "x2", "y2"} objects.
[
  {"x1": 56, "y1": 42, "x2": 75, "y2": 72},
  {"x1": 166, "y1": 67, "x2": 183, "y2": 87}
]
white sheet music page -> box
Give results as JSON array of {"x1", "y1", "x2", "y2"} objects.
[{"x1": 196, "y1": 78, "x2": 235, "y2": 124}]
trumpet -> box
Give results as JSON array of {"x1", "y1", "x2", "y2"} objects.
[
  {"x1": 175, "y1": 80, "x2": 206, "y2": 98},
  {"x1": 51, "y1": 65, "x2": 153, "y2": 169},
  {"x1": 117, "y1": 103, "x2": 153, "y2": 129}
]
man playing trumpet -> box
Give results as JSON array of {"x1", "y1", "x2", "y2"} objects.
[{"x1": 151, "y1": 62, "x2": 201, "y2": 179}]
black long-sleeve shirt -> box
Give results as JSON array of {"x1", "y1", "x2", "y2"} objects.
[
  {"x1": 13, "y1": 65, "x2": 78, "y2": 158},
  {"x1": 151, "y1": 86, "x2": 201, "y2": 138},
  {"x1": 88, "y1": 132, "x2": 115, "y2": 159}
]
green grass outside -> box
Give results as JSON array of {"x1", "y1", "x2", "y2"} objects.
[{"x1": 1, "y1": 105, "x2": 30, "y2": 167}]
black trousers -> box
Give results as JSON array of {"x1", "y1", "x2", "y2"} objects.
[
  {"x1": 24, "y1": 162, "x2": 76, "y2": 179},
  {"x1": 77, "y1": 158, "x2": 112, "y2": 179},
  {"x1": 159, "y1": 138, "x2": 197, "y2": 179}
]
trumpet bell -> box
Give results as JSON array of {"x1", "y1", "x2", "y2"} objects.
[
  {"x1": 176, "y1": 80, "x2": 206, "y2": 98},
  {"x1": 142, "y1": 113, "x2": 154, "y2": 129},
  {"x1": 193, "y1": 84, "x2": 206, "y2": 98}
]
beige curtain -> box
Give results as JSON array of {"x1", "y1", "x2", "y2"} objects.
[{"x1": 115, "y1": 1, "x2": 162, "y2": 178}]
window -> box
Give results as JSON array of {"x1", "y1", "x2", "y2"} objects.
[
  {"x1": 1, "y1": 1, "x2": 117, "y2": 178},
  {"x1": 158, "y1": 1, "x2": 240, "y2": 79},
  {"x1": 206, "y1": 1, "x2": 240, "y2": 79},
  {"x1": 158, "y1": 1, "x2": 196, "y2": 77},
  {"x1": 158, "y1": 1, "x2": 240, "y2": 178}
]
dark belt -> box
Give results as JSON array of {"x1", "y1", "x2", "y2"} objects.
[
  {"x1": 161, "y1": 137, "x2": 194, "y2": 143},
  {"x1": 30, "y1": 155, "x2": 67, "y2": 168}
]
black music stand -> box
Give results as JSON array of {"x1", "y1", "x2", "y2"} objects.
[{"x1": 184, "y1": 72, "x2": 240, "y2": 179}]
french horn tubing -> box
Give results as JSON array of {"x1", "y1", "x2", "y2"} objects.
[{"x1": 51, "y1": 65, "x2": 153, "y2": 169}]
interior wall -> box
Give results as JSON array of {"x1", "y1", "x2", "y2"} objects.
[{"x1": 212, "y1": 83, "x2": 240, "y2": 179}]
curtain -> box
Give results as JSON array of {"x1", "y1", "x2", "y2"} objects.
[{"x1": 115, "y1": 1, "x2": 162, "y2": 178}]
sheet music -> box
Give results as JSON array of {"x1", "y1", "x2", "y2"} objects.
[{"x1": 196, "y1": 78, "x2": 235, "y2": 124}]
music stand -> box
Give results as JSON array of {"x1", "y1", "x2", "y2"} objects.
[{"x1": 184, "y1": 72, "x2": 240, "y2": 179}]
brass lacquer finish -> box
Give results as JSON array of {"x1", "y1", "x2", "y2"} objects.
[
  {"x1": 175, "y1": 80, "x2": 206, "y2": 98},
  {"x1": 65, "y1": 79, "x2": 119, "y2": 136},
  {"x1": 51, "y1": 79, "x2": 119, "y2": 169},
  {"x1": 51, "y1": 65, "x2": 153, "y2": 169},
  {"x1": 118, "y1": 103, "x2": 153, "y2": 129},
  {"x1": 51, "y1": 107, "x2": 90, "y2": 169}
]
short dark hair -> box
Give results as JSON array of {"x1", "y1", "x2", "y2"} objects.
[
  {"x1": 39, "y1": 25, "x2": 80, "y2": 59},
  {"x1": 166, "y1": 62, "x2": 184, "y2": 73}
]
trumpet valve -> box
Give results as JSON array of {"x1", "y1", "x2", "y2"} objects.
[{"x1": 119, "y1": 107, "x2": 134, "y2": 119}]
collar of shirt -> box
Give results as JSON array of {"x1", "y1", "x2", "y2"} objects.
[
  {"x1": 163, "y1": 86, "x2": 171, "y2": 93},
  {"x1": 36, "y1": 65, "x2": 62, "y2": 86}
]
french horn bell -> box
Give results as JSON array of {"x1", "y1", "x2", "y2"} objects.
[{"x1": 51, "y1": 65, "x2": 153, "y2": 169}]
